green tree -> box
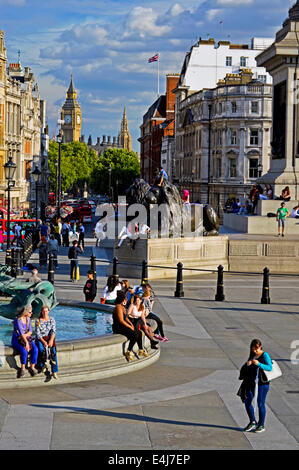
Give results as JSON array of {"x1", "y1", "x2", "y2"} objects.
[
  {"x1": 48, "y1": 140, "x2": 98, "y2": 194},
  {"x1": 90, "y1": 148, "x2": 140, "y2": 198}
]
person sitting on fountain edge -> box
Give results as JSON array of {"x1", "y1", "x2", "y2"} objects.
[{"x1": 112, "y1": 290, "x2": 146, "y2": 361}]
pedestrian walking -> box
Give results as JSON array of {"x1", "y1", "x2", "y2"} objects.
[
  {"x1": 14, "y1": 222, "x2": 22, "y2": 247},
  {"x1": 276, "y1": 202, "x2": 290, "y2": 237},
  {"x1": 37, "y1": 236, "x2": 48, "y2": 270},
  {"x1": 61, "y1": 221, "x2": 70, "y2": 247},
  {"x1": 78, "y1": 222, "x2": 85, "y2": 251},
  {"x1": 47, "y1": 235, "x2": 59, "y2": 268},
  {"x1": 68, "y1": 240, "x2": 82, "y2": 282},
  {"x1": 54, "y1": 219, "x2": 62, "y2": 246},
  {"x1": 238, "y1": 339, "x2": 273, "y2": 433}
]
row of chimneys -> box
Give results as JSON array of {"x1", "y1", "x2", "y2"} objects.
[{"x1": 80, "y1": 135, "x2": 121, "y2": 146}]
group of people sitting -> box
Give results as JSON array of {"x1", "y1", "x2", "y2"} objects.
[
  {"x1": 12, "y1": 304, "x2": 58, "y2": 380},
  {"x1": 225, "y1": 185, "x2": 292, "y2": 216},
  {"x1": 101, "y1": 275, "x2": 168, "y2": 361}
]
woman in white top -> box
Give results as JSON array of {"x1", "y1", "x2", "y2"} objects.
[
  {"x1": 127, "y1": 295, "x2": 159, "y2": 350},
  {"x1": 103, "y1": 275, "x2": 122, "y2": 304}
]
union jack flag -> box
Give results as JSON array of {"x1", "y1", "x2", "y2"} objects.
[{"x1": 148, "y1": 53, "x2": 159, "y2": 63}]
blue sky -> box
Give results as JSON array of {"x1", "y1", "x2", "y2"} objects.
[{"x1": 0, "y1": 0, "x2": 295, "y2": 151}]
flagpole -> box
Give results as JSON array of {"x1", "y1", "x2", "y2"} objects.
[{"x1": 157, "y1": 53, "x2": 160, "y2": 97}]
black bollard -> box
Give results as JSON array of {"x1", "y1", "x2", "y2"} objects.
[
  {"x1": 5, "y1": 248, "x2": 12, "y2": 269},
  {"x1": 48, "y1": 254, "x2": 55, "y2": 285},
  {"x1": 10, "y1": 248, "x2": 17, "y2": 278},
  {"x1": 112, "y1": 256, "x2": 119, "y2": 280},
  {"x1": 141, "y1": 260, "x2": 148, "y2": 285},
  {"x1": 174, "y1": 262, "x2": 184, "y2": 298},
  {"x1": 215, "y1": 265, "x2": 225, "y2": 301},
  {"x1": 261, "y1": 267, "x2": 270, "y2": 304},
  {"x1": 15, "y1": 247, "x2": 23, "y2": 277},
  {"x1": 90, "y1": 254, "x2": 96, "y2": 278}
]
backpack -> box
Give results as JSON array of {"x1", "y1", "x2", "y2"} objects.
[{"x1": 68, "y1": 247, "x2": 74, "y2": 259}]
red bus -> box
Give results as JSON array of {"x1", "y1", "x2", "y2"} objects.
[
  {"x1": 48, "y1": 192, "x2": 55, "y2": 205},
  {"x1": 0, "y1": 219, "x2": 40, "y2": 241},
  {"x1": 79, "y1": 201, "x2": 92, "y2": 223}
]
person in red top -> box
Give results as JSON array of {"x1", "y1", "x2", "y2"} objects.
[{"x1": 249, "y1": 185, "x2": 259, "y2": 215}]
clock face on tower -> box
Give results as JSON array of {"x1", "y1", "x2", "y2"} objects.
[
  {"x1": 64, "y1": 115, "x2": 72, "y2": 124},
  {"x1": 77, "y1": 114, "x2": 81, "y2": 125}
]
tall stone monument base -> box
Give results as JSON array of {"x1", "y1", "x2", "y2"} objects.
[{"x1": 256, "y1": 1, "x2": 299, "y2": 200}]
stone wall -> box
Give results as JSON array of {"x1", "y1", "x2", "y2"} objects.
[{"x1": 109, "y1": 236, "x2": 229, "y2": 280}]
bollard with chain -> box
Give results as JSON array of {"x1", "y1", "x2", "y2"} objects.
[
  {"x1": 174, "y1": 262, "x2": 184, "y2": 298},
  {"x1": 261, "y1": 267, "x2": 270, "y2": 304},
  {"x1": 10, "y1": 248, "x2": 17, "y2": 278},
  {"x1": 90, "y1": 254, "x2": 96, "y2": 278},
  {"x1": 48, "y1": 254, "x2": 55, "y2": 285},
  {"x1": 112, "y1": 256, "x2": 119, "y2": 280},
  {"x1": 141, "y1": 260, "x2": 148, "y2": 285},
  {"x1": 215, "y1": 265, "x2": 225, "y2": 301}
]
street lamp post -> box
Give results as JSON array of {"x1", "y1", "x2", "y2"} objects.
[
  {"x1": 108, "y1": 165, "x2": 112, "y2": 202},
  {"x1": 31, "y1": 165, "x2": 41, "y2": 228},
  {"x1": 4, "y1": 155, "x2": 17, "y2": 251},
  {"x1": 57, "y1": 130, "x2": 63, "y2": 211}
]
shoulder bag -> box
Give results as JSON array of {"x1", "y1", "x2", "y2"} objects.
[{"x1": 263, "y1": 360, "x2": 282, "y2": 381}]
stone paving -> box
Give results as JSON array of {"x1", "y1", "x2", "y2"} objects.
[{"x1": 0, "y1": 236, "x2": 298, "y2": 450}]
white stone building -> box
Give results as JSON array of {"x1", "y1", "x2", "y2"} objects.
[
  {"x1": 4, "y1": 61, "x2": 43, "y2": 212},
  {"x1": 173, "y1": 70, "x2": 273, "y2": 215},
  {"x1": 177, "y1": 37, "x2": 273, "y2": 95}
]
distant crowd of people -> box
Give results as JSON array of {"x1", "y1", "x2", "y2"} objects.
[{"x1": 224, "y1": 185, "x2": 293, "y2": 216}]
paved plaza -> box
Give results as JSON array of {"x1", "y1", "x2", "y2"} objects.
[{"x1": 0, "y1": 236, "x2": 298, "y2": 451}]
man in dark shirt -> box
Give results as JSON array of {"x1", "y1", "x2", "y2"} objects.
[{"x1": 68, "y1": 240, "x2": 82, "y2": 282}]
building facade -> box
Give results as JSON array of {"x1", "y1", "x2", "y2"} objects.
[
  {"x1": 61, "y1": 75, "x2": 82, "y2": 143},
  {"x1": 0, "y1": 31, "x2": 46, "y2": 215},
  {"x1": 173, "y1": 70, "x2": 272, "y2": 214},
  {"x1": 177, "y1": 37, "x2": 273, "y2": 96},
  {"x1": 139, "y1": 74, "x2": 179, "y2": 183},
  {"x1": 0, "y1": 31, "x2": 6, "y2": 183},
  {"x1": 86, "y1": 106, "x2": 133, "y2": 156}
]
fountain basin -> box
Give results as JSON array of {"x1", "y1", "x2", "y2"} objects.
[{"x1": 0, "y1": 300, "x2": 159, "y2": 389}]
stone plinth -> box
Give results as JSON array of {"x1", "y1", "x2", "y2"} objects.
[
  {"x1": 256, "y1": 199, "x2": 299, "y2": 216},
  {"x1": 109, "y1": 236, "x2": 229, "y2": 280},
  {"x1": 229, "y1": 239, "x2": 299, "y2": 273},
  {"x1": 223, "y1": 212, "x2": 299, "y2": 234}
]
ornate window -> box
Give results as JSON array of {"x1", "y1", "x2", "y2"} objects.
[
  {"x1": 228, "y1": 157, "x2": 237, "y2": 178},
  {"x1": 229, "y1": 129, "x2": 237, "y2": 145},
  {"x1": 250, "y1": 129, "x2": 259, "y2": 146},
  {"x1": 249, "y1": 158, "x2": 258, "y2": 178},
  {"x1": 251, "y1": 101, "x2": 259, "y2": 113}
]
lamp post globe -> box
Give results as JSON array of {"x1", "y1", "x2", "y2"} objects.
[{"x1": 4, "y1": 155, "x2": 16, "y2": 181}]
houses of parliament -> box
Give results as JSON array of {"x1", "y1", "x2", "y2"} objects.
[{"x1": 61, "y1": 75, "x2": 133, "y2": 155}]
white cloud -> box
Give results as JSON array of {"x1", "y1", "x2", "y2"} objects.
[
  {"x1": 170, "y1": 4, "x2": 185, "y2": 16},
  {"x1": 123, "y1": 7, "x2": 171, "y2": 38},
  {"x1": 206, "y1": 9, "x2": 223, "y2": 21},
  {"x1": 217, "y1": 0, "x2": 254, "y2": 4}
]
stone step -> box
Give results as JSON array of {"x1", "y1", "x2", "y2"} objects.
[
  {"x1": 0, "y1": 348, "x2": 160, "y2": 389},
  {"x1": 223, "y1": 212, "x2": 299, "y2": 234}
]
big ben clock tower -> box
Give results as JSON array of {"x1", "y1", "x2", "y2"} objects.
[{"x1": 61, "y1": 74, "x2": 82, "y2": 143}]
